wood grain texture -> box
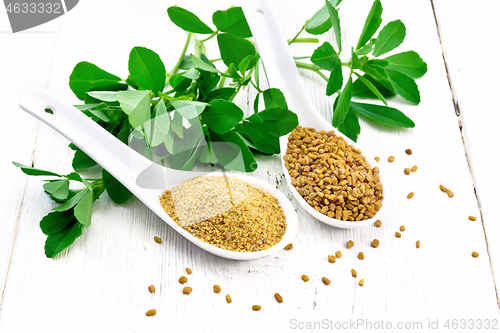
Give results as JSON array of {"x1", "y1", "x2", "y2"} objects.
[
  {"x1": 432, "y1": 0, "x2": 500, "y2": 296},
  {"x1": 0, "y1": 0, "x2": 498, "y2": 332}
]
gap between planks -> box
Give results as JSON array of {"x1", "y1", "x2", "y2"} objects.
[{"x1": 429, "y1": 0, "x2": 500, "y2": 309}]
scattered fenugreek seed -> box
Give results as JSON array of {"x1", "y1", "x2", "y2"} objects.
[
  {"x1": 388, "y1": 156, "x2": 395, "y2": 162},
  {"x1": 359, "y1": 279, "x2": 365, "y2": 286},
  {"x1": 226, "y1": 294, "x2": 232, "y2": 303},
  {"x1": 404, "y1": 168, "x2": 411, "y2": 175},
  {"x1": 275, "y1": 293, "x2": 283, "y2": 303},
  {"x1": 439, "y1": 184, "x2": 447, "y2": 192},
  {"x1": 371, "y1": 239, "x2": 380, "y2": 248},
  {"x1": 469, "y1": 216, "x2": 477, "y2": 221},
  {"x1": 411, "y1": 165, "x2": 418, "y2": 172},
  {"x1": 322, "y1": 277, "x2": 331, "y2": 285},
  {"x1": 178, "y1": 276, "x2": 188, "y2": 284},
  {"x1": 375, "y1": 156, "x2": 380, "y2": 162},
  {"x1": 400, "y1": 225, "x2": 406, "y2": 232},
  {"x1": 146, "y1": 309, "x2": 156, "y2": 316},
  {"x1": 213, "y1": 285, "x2": 221, "y2": 293},
  {"x1": 335, "y1": 251, "x2": 342, "y2": 258},
  {"x1": 252, "y1": 305, "x2": 261, "y2": 311},
  {"x1": 185, "y1": 267, "x2": 192, "y2": 275},
  {"x1": 148, "y1": 285, "x2": 155, "y2": 293},
  {"x1": 328, "y1": 255, "x2": 336, "y2": 263},
  {"x1": 182, "y1": 286, "x2": 193, "y2": 294},
  {"x1": 351, "y1": 269, "x2": 357, "y2": 278},
  {"x1": 395, "y1": 232, "x2": 402, "y2": 238},
  {"x1": 405, "y1": 149, "x2": 412, "y2": 155},
  {"x1": 375, "y1": 220, "x2": 382, "y2": 227},
  {"x1": 301, "y1": 275, "x2": 309, "y2": 282},
  {"x1": 416, "y1": 240, "x2": 421, "y2": 248},
  {"x1": 284, "y1": 243, "x2": 293, "y2": 250},
  {"x1": 407, "y1": 192, "x2": 414, "y2": 199},
  {"x1": 447, "y1": 189, "x2": 454, "y2": 198},
  {"x1": 154, "y1": 236, "x2": 162, "y2": 244},
  {"x1": 346, "y1": 240, "x2": 354, "y2": 249},
  {"x1": 472, "y1": 251, "x2": 480, "y2": 258},
  {"x1": 358, "y1": 252, "x2": 365, "y2": 260}
]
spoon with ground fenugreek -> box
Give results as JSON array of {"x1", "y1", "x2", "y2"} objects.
[
  {"x1": 241, "y1": 0, "x2": 386, "y2": 228},
  {"x1": 19, "y1": 89, "x2": 298, "y2": 260}
]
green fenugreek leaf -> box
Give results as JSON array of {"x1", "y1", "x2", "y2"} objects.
[
  {"x1": 128, "y1": 47, "x2": 166, "y2": 94},
  {"x1": 69, "y1": 62, "x2": 124, "y2": 100},
  {"x1": 356, "y1": 0, "x2": 383, "y2": 50},
  {"x1": 43, "y1": 179, "x2": 70, "y2": 201},
  {"x1": 44, "y1": 222, "x2": 83, "y2": 258},
  {"x1": 102, "y1": 169, "x2": 133, "y2": 205},
  {"x1": 12, "y1": 162, "x2": 62, "y2": 177},
  {"x1": 202, "y1": 99, "x2": 244, "y2": 134},
  {"x1": 325, "y1": 0, "x2": 342, "y2": 52},
  {"x1": 311, "y1": 42, "x2": 339, "y2": 71},
  {"x1": 217, "y1": 33, "x2": 256, "y2": 68},
  {"x1": 305, "y1": 0, "x2": 341, "y2": 35},
  {"x1": 167, "y1": 6, "x2": 214, "y2": 34},
  {"x1": 351, "y1": 47, "x2": 362, "y2": 69},
  {"x1": 338, "y1": 108, "x2": 361, "y2": 142},
  {"x1": 350, "y1": 101, "x2": 415, "y2": 127},
  {"x1": 212, "y1": 6, "x2": 252, "y2": 38},
  {"x1": 326, "y1": 63, "x2": 343, "y2": 96},
  {"x1": 386, "y1": 69, "x2": 420, "y2": 104},
  {"x1": 332, "y1": 76, "x2": 353, "y2": 127},
  {"x1": 263, "y1": 88, "x2": 288, "y2": 109},
  {"x1": 73, "y1": 189, "x2": 93, "y2": 227},
  {"x1": 372, "y1": 20, "x2": 406, "y2": 57},
  {"x1": 384, "y1": 51, "x2": 427, "y2": 78},
  {"x1": 353, "y1": 72, "x2": 387, "y2": 105}
]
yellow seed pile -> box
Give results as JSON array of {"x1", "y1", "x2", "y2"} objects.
[
  {"x1": 283, "y1": 126, "x2": 383, "y2": 221},
  {"x1": 159, "y1": 176, "x2": 287, "y2": 252}
]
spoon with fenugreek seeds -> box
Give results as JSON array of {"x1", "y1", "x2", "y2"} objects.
[
  {"x1": 18, "y1": 89, "x2": 297, "y2": 260},
  {"x1": 241, "y1": 0, "x2": 386, "y2": 228}
]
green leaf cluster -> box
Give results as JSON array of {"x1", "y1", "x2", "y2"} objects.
[{"x1": 295, "y1": 0, "x2": 427, "y2": 141}]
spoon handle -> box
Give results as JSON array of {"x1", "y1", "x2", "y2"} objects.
[
  {"x1": 19, "y1": 89, "x2": 155, "y2": 193},
  {"x1": 240, "y1": 0, "x2": 325, "y2": 129}
]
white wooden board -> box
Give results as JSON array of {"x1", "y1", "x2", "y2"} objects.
[{"x1": 0, "y1": 0, "x2": 499, "y2": 332}]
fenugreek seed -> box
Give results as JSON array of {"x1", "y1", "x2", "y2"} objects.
[
  {"x1": 405, "y1": 149, "x2": 412, "y2": 155},
  {"x1": 146, "y1": 309, "x2": 156, "y2": 316},
  {"x1": 358, "y1": 252, "x2": 365, "y2": 260},
  {"x1": 374, "y1": 220, "x2": 382, "y2": 227},
  {"x1": 154, "y1": 236, "x2": 162, "y2": 244},
  {"x1": 335, "y1": 251, "x2": 342, "y2": 258},
  {"x1": 416, "y1": 240, "x2": 421, "y2": 249},
  {"x1": 148, "y1": 285, "x2": 155, "y2": 293},
  {"x1": 359, "y1": 279, "x2": 365, "y2": 286},
  {"x1": 178, "y1": 276, "x2": 188, "y2": 284},
  {"x1": 400, "y1": 225, "x2": 406, "y2": 232},
  {"x1": 185, "y1": 267, "x2": 192, "y2": 275},
  {"x1": 351, "y1": 269, "x2": 357, "y2": 278},
  {"x1": 395, "y1": 232, "x2": 401, "y2": 238},
  {"x1": 388, "y1": 156, "x2": 395, "y2": 162},
  {"x1": 371, "y1": 239, "x2": 380, "y2": 248},
  {"x1": 182, "y1": 286, "x2": 193, "y2": 294},
  {"x1": 213, "y1": 285, "x2": 221, "y2": 293},
  {"x1": 407, "y1": 192, "x2": 414, "y2": 199},
  {"x1": 447, "y1": 189, "x2": 454, "y2": 198},
  {"x1": 322, "y1": 277, "x2": 331, "y2": 285},
  {"x1": 328, "y1": 255, "x2": 336, "y2": 263},
  {"x1": 252, "y1": 305, "x2": 261, "y2": 311},
  {"x1": 226, "y1": 294, "x2": 232, "y2": 303},
  {"x1": 375, "y1": 156, "x2": 380, "y2": 162},
  {"x1": 284, "y1": 243, "x2": 293, "y2": 250},
  {"x1": 472, "y1": 251, "x2": 480, "y2": 258},
  {"x1": 439, "y1": 184, "x2": 447, "y2": 192},
  {"x1": 301, "y1": 275, "x2": 309, "y2": 282},
  {"x1": 346, "y1": 240, "x2": 354, "y2": 249},
  {"x1": 275, "y1": 293, "x2": 283, "y2": 303},
  {"x1": 411, "y1": 165, "x2": 418, "y2": 172},
  {"x1": 469, "y1": 216, "x2": 477, "y2": 221},
  {"x1": 404, "y1": 168, "x2": 411, "y2": 175}
]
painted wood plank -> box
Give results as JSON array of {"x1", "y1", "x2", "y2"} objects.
[
  {"x1": 0, "y1": 0, "x2": 498, "y2": 332},
  {"x1": 431, "y1": 0, "x2": 500, "y2": 296}
]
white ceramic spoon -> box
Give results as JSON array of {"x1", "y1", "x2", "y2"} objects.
[
  {"x1": 19, "y1": 89, "x2": 298, "y2": 260},
  {"x1": 241, "y1": 0, "x2": 386, "y2": 228}
]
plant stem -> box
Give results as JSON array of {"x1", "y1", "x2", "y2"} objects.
[
  {"x1": 200, "y1": 30, "x2": 218, "y2": 43},
  {"x1": 288, "y1": 25, "x2": 306, "y2": 45},
  {"x1": 289, "y1": 38, "x2": 319, "y2": 43},
  {"x1": 166, "y1": 32, "x2": 192, "y2": 87},
  {"x1": 250, "y1": 80, "x2": 262, "y2": 93},
  {"x1": 295, "y1": 61, "x2": 329, "y2": 82},
  {"x1": 219, "y1": 69, "x2": 229, "y2": 88}
]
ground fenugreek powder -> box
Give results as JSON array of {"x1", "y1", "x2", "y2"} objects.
[
  {"x1": 283, "y1": 126, "x2": 383, "y2": 221},
  {"x1": 160, "y1": 176, "x2": 287, "y2": 252}
]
